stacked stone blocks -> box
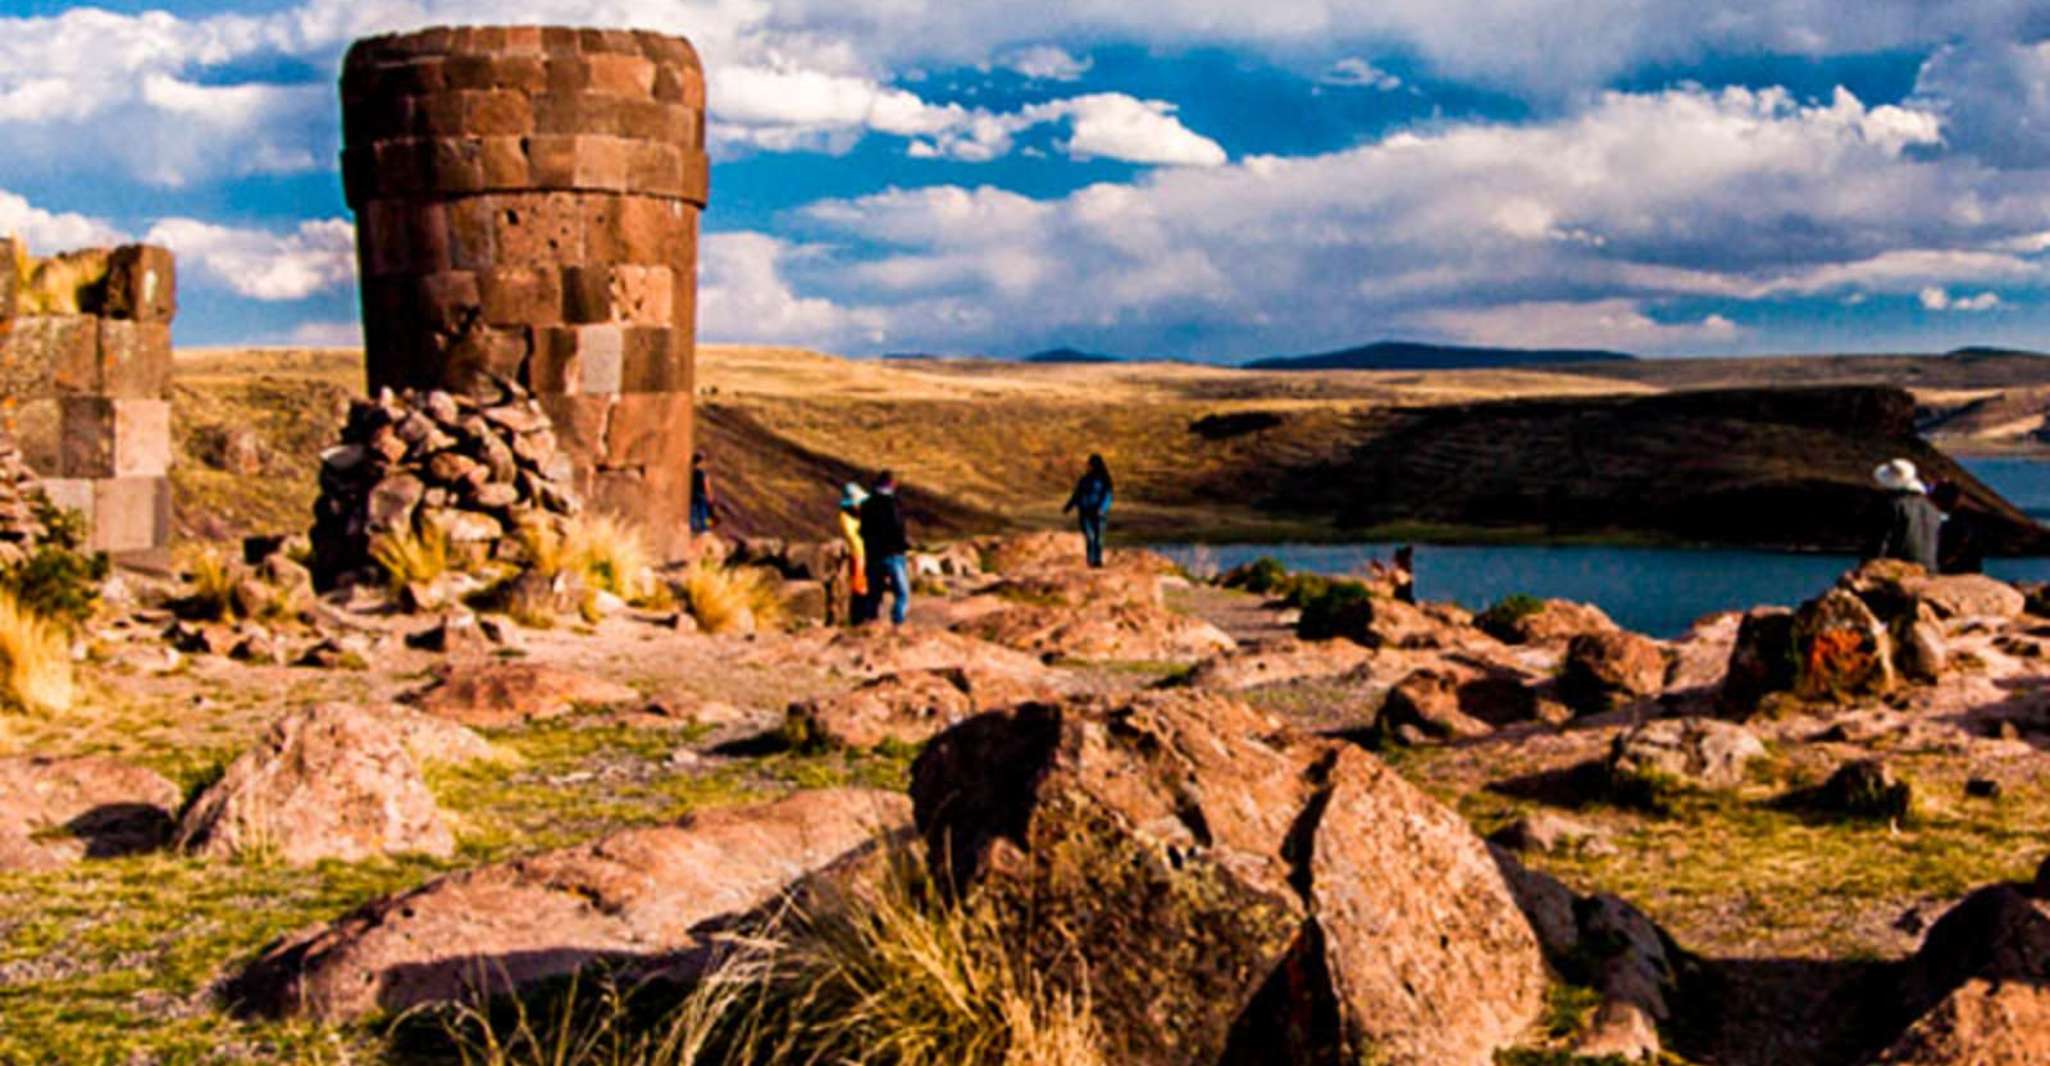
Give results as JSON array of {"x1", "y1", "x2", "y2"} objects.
[
  {"x1": 342, "y1": 26, "x2": 706, "y2": 558},
  {"x1": 0, "y1": 241, "x2": 175, "y2": 554}
]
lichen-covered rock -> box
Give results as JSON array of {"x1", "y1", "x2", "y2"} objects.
[
  {"x1": 1558, "y1": 629, "x2": 1668, "y2": 714},
  {"x1": 1793, "y1": 588, "x2": 1895, "y2": 701},
  {"x1": 1478, "y1": 598, "x2": 1618, "y2": 645},
  {"x1": 1180, "y1": 637, "x2": 1376, "y2": 691},
  {"x1": 223, "y1": 789, "x2": 909, "y2": 1021},
  {"x1": 961, "y1": 600, "x2": 1235, "y2": 663},
  {"x1": 910, "y1": 690, "x2": 1544, "y2": 1065},
  {"x1": 1608, "y1": 718, "x2": 1767, "y2": 792},
  {"x1": 786, "y1": 666, "x2": 1054, "y2": 749},
  {"x1": 0, "y1": 755, "x2": 180, "y2": 871},
  {"x1": 177, "y1": 703, "x2": 458, "y2": 866},
  {"x1": 408, "y1": 662, "x2": 639, "y2": 727},
  {"x1": 1875, "y1": 979, "x2": 2050, "y2": 1065},
  {"x1": 1380, "y1": 669, "x2": 1494, "y2": 741}
]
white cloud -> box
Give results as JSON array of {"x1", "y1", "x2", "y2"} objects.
[
  {"x1": 1919, "y1": 286, "x2": 2003, "y2": 312},
  {"x1": 0, "y1": 190, "x2": 125, "y2": 254},
  {"x1": 716, "y1": 84, "x2": 2050, "y2": 356},
  {"x1": 1022, "y1": 94, "x2": 1227, "y2": 166},
  {"x1": 697, "y1": 232, "x2": 889, "y2": 348},
  {"x1": 1407, "y1": 300, "x2": 1742, "y2": 352},
  {"x1": 998, "y1": 44, "x2": 1092, "y2": 81},
  {"x1": 143, "y1": 217, "x2": 357, "y2": 301},
  {"x1": 1911, "y1": 39, "x2": 2050, "y2": 167},
  {"x1": 1322, "y1": 57, "x2": 1403, "y2": 90}
]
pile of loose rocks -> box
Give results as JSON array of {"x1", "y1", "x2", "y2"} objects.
[
  {"x1": 0, "y1": 428, "x2": 52, "y2": 567},
  {"x1": 310, "y1": 378, "x2": 579, "y2": 589}
]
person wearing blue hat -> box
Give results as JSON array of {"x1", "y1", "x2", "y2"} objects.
[{"x1": 839, "y1": 482, "x2": 874, "y2": 624}]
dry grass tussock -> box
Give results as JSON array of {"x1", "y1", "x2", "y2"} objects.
[
  {"x1": 434, "y1": 847, "x2": 1102, "y2": 1066},
  {"x1": 371, "y1": 523, "x2": 452, "y2": 589},
  {"x1": 680, "y1": 562, "x2": 786, "y2": 635},
  {"x1": 0, "y1": 588, "x2": 74, "y2": 717},
  {"x1": 179, "y1": 547, "x2": 243, "y2": 621},
  {"x1": 563, "y1": 513, "x2": 659, "y2": 602}
]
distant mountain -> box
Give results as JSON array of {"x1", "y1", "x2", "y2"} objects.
[
  {"x1": 1245, "y1": 340, "x2": 1636, "y2": 371},
  {"x1": 1023, "y1": 347, "x2": 1123, "y2": 364},
  {"x1": 1947, "y1": 346, "x2": 2050, "y2": 359}
]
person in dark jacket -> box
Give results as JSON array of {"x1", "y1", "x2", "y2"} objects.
[
  {"x1": 1930, "y1": 481, "x2": 1986, "y2": 574},
  {"x1": 858, "y1": 470, "x2": 912, "y2": 625},
  {"x1": 1870, "y1": 458, "x2": 1942, "y2": 570},
  {"x1": 689, "y1": 452, "x2": 716, "y2": 535},
  {"x1": 1062, "y1": 454, "x2": 1115, "y2": 568}
]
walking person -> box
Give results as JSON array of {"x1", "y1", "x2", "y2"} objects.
[
  {"x1": 689, "y1": 452, "x2": 717, "y2": 536},
  {"x1": 1062, "y1": 454, "x2": 1115, "y2": 569},
  {"x1": 1930, "y1": 481, "x2": 1986, "y2": 575},
  {"x1": 838, "y1": 482, "x2": 875, "y2": 624},
  {"x1": 1870, "y1": 458, "x2": 1942, "y2": 571},
  {"x1": 859, "y1": 471, "x2": 912, "y2": 626}
]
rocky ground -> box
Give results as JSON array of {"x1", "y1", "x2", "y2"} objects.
[{"x1": 2, "y1": 525, "x2": 2048, "y2": 1064}]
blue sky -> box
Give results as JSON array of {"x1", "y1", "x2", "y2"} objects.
[{"x1": 4, "y1": 2, "x2": 2050, "y2": 360}]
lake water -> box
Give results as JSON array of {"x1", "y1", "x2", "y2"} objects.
[{"x1": 1152, "y1": 457, "x2": 2050, "y2": 639}]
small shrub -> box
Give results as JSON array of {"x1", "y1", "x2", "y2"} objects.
[
  {"x1": 563, "y1": 512, "x2": 658, "y2": 603},
  {"x1": 1220, "y1": 555, "x2": 1290, "y2": 595},
  {"x1": 1295, "y1": 579, "x2": 1375, "y2": 641},
  {"x1": 1475, "y1": 593, "x2": 1546, "y2": 640},
  {"x1": 0, "y1": 589, "x2": 74, "y2": 716},
  {"x1": 1278, "y1": 572, "x2": 1333, "y2": 610},
  {"x1": 371, "y1": 523, "x2": 452, "y2": 590},
  {"x1": 0, "y1": 496, "x2": 107, "y2": 628},
  {"x1": 180, "y1": 549, "x2": 242, "y2": 622},
  {"x1": 682, "y1": 563, "x2": 787, "y2": 635}
]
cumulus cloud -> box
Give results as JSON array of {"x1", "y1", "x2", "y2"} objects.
[
  {"x1": 0, "y1": 189, "x2": 125, "y2": 254},
  {"x1": 727, "y1": 85, "x2": 2050, "y2": 356},
  {"x1": 1021, "y1": 94, "x2": 1227, "y2": 166},
  {"x1": 1407, "y1": 300, "x2": 1742, "y2": 352},
  {"x1": 1911, "y1": 39, "x2": 2050, "y2": 167},
  {"x1": 1919, "y1": 286, "x2": 2003, "y2": 312},
  {"x1": 1321, "y1": 58, "x2": 1403, "y2": 90},
  {"x1": 997, "y1": 44, "x2": 1092, "y2": 81},
  {"x1": 143, "y1": 217, "x2": 357, "y2": 301},
  {"x1": 697, "y1": 232, "x2": 889, "y2": 348}
]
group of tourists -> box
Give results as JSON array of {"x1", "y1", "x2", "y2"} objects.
[
  {"x1": 689, "y1": 450, "x2": 1116, "y2": 627},
  {"x1": 1870, "y1": 457, "x2": 1985, "y2": 574}
]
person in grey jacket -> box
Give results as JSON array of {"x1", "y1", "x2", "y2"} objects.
[{"x1": 1870, "y1": 458, "x2": 1942, "y2": 570}]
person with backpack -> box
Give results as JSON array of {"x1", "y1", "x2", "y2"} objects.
[
  {"x1": 1063, "y1": 454, "x2": 1115, "y2": 568},
  {"x1": 858, "y1": 471, "x2": 912, "y2": 625},
  {"x1": 838, "y1": 482, "x2": 875, "y2": 624},
  {"x1": 689, "y1": 452, "x2": 716, "y2": 535}
]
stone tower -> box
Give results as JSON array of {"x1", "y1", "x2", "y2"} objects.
[{"x1": 340, "y1": 26, "x2": 707, "y2": 556}]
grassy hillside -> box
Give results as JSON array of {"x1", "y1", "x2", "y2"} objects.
[{"x1": 157, "y1": 344, "x2": 2050, "y2": 552}]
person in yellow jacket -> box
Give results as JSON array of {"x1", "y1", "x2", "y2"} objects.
[{"x1": 839, "y1": 482, "x2": 874, "y2": 624}]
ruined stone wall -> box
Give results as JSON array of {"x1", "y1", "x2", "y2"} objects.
[
  {"x1": 0, "y1": 240, "x2": 176, "y2": 554},
  {"x1": 341, "y1": 26, "x2": 707, "y2": 558}
]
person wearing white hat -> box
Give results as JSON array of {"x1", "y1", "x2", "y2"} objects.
[{"x1": 1870, "y1": 458, "x2": 1942, "y2": 570}]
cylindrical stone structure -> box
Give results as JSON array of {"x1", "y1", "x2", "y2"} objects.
[{"x1": 340, "y1": 26, "x2": 707, "y2": 556}]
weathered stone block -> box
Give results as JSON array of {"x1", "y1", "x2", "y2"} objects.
[
  {"x1": 89, "y1": 475, "x2": 171, "y2": 553},
  {"x1": 478, "y1": 267, "x2": 562, "y2": 325},
  {"x1": 104, "y1": 245, "x2": 176, "y2": 323},
  {"x1": 601, "y1": 390, "x2": 689, "y2": 469},
  {"x1": 96, "y1": 320, "x2": 173, "y2": 398},
  {"x1": 10, "y1": 315, "x2": 95, "y2": 396},
  {"x1": 446, "y1": 198, "x2": 497, "y2": 270},
  {"x1": 465, "y1": 90, "x2": 533, "y2": 137},
  {"x1": 39, "y1": 478, "x2": 92, "y2": 520},
  {"x1": 571, "y1": 136, "x2": 631, "y2": 191},
  {"x1": 585, "y1": 52, "x2": 656, "y2": 96},
  {"x1": 526, "y1": 134, "x2": 579, "y2": 189},
  {"x1": 0, "y1": 237, "x2": 17, "y2": 321},
  {"x1": 491, "y1": 193, "x2": 583, "y2": 262},
  {"x1": 478, "y1": 136, "x2": 529, "y2": 189},
  {"x1": 619, "y1": 328, "x2": 679, "y2": 392},
  {"x1": 59, "y1": 397, "x2": 171, "y2": 479},
  {"x1": 425, "y1": 137, "x2": 487, "y2": 195},
  {"x1": 415, "y1": 272, "x2": 481, "y2": 332},
  {"x1": 575, "y1": 325, "x2": 622, "y2": 394}
]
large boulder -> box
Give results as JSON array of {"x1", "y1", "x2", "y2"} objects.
[
  {"x1": 223, "y1": 788, "x2": 910, "y2": 1021},
  {"x1": 1718, "y1": 608, "x2": 1797, "y2": 716},
  {"x1": 1792, "y1": 588, "x2": 1895, "y2": 701},
  {"x1": 1379, "y1": 669, "x2": 1495, "y2": 742},
  {"x1": 910, "y1": 691, "x2": 1545, "y2": 1065},
  {"x1": 1876, "y1": 862, "x2": 2050, "y2": 1063},
  {"x1": 408, "y1": 662, "x2": 640, "y2": 728},
  {"x1": 0, "y1": 756, "x2": 180, "y2": 871},
  {"x1": 1478, "y1": 598, "x2": 1618, "y2": 645},
  {"x1": 786, "y1": 667, "x2": 1052, "y2": 749},
  {"x1": 177, "y1": 704, "x2": 463, "y2": 866},
  {"x1": 1608, "y1": 718, "x2": 1767, "y2": 792},
  {"x1": 961, "y1": 602, "x2": 1235, "y2": 664},
  {"x1": 1179, "y1": 637, "x2": 1376, "y2": 691},
  {"x1": 1496, "y1": 856, "x2": 1684, "y2": 1061},
  {"x1": 1874, "y1": 979, "x2": 2050, "y2": 1065},
  {"x1": 764, "y1": 624, "x2": 1048, "y2": 681},
  {"x1": 1844, "y1": 561, "x2": 2026, "y2": 625},
  {"x1": 1558, "y1": 630, "x2": 1667, "y2": 715}
]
